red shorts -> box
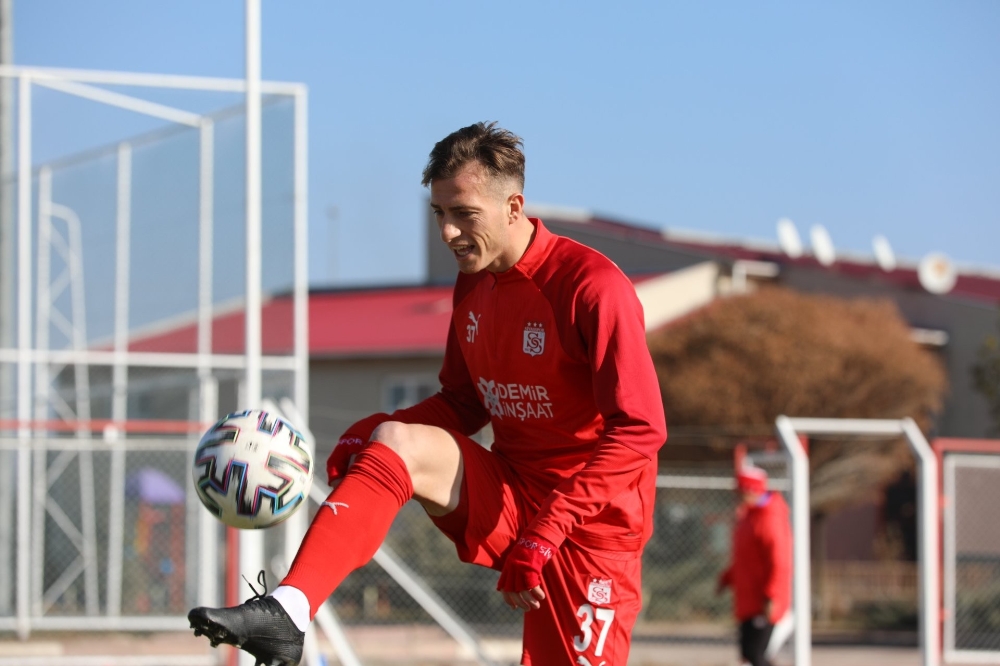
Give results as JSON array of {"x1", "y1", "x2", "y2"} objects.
[{"x1": 429, "y1": 432, "x2": 643, "y2": 666}]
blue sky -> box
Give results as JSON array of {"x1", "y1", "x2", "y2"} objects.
[{"x1": 15, "y1": 1, "x2": 1000, "y2": 287}]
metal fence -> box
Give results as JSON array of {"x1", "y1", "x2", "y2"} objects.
[
  {"x1": 324, "y1": 461, "x2": 790, "y2": 663},
  {"x1": 0, "y1": 434, "x2": 213, "y2": 631},
  {"x1": 0, "y1": 430, "x2": 956, "y2": 665},
  {"x1": 0, "y1": 435, "x2": 768, "y2": 649},
  {"x1": 943, "y1": 452, "x2": 1000, "y2": 664},
  {"x1": 326, "y1": 478, "x2": 744, "y2": 642}
]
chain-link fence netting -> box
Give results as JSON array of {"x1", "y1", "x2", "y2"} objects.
[
  {"x1": 945, "y1": 454, "x2": 1000, "y2": 657},
  {"x1": 0, "y1": 434, "x2": 215, "y2": 624},
  {"x1": 316, "y1": 436, "x2": 794, "y2": 661}
]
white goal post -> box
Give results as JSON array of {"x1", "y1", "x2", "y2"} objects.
[{"x1": 775, "y1": 416, "x2": 940, "y2": 666}]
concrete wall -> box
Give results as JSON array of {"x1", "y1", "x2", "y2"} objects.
[
  {"x1": 636, "y1": 262, "x2": 720, "y2": 330},
  {"x1": 425, "y1": 205, "x2": 457, "y2": 285},
  {"x1": 309, "y1": 356, "x2": 442, "y2": 460}
]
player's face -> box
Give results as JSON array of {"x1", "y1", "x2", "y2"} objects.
[
  {"x1": 740, "y1": 489, "x2": 762, "y2": 507},
  {"x1": 430, "y1": 165, "x2": 521, "y2": 274}
]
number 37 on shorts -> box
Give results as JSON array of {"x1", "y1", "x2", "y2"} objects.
[
  {"x1": 524, "y1": 556, "x2": 641, "y2": 664},
  {"x1": 563, "y1": 572, "x2": 640, "y2": 666},
  {"x1": 573, "y1": 603, "x2": 616, "y2": 664}
]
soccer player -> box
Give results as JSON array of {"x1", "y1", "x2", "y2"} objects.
[
  {"x1": 716, "y1": 465, "x2": 792, "y2": 666},
  {"x1": 188, "y1": 122, "x2": 668, "y2": 666}
]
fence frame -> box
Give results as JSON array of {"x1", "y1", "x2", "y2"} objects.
[
  {"x1": 936, "y1": 438, "x2": 1000, "y2": 665},
  {"x1": 0, "y1": 434, "x2": 208, "y2": 634},
  {"x1": 775, "y1": 416, "x2": 940, "y2": 666},
  {"x1": 0, "y1": 62, "x2": 309, "y2": 646}
]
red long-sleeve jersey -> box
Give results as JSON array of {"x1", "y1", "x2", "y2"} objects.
[
  {"x1": 719, "y1": 493, "x2": 792, "y2": 622},
  {"x1": 391, "y1": 219, "x2": 667, "y2": 552}
]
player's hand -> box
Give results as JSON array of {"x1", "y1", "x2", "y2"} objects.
[
  {"x1": 497, "y1": 535, "x2": 555, "y2": 611},
  {"x1": 715, "y1": 570, "x2": 731, "y2": 596},
  {"x1": 326, "y1": 413, "x2": 390, "y2": 486},
  {"x1": 503, "y1": 584, "x2": 546, "y2": 612}
]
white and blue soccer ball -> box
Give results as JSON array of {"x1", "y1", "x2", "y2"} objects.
[{"x1": 193, "y1": 409, "x2": 313, "y2": 529}]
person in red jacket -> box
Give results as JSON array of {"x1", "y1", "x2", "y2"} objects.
[
  {"x1": 717, "y1": 465, "x2": 792, "y2": 666},
  {"x1": 188, "y1": 122, "x2": 668, "y2": 666}
]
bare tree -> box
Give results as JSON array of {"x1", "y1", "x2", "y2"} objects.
[{"x1": 647, "y1": 287, "x2": 948, "y2": 513}]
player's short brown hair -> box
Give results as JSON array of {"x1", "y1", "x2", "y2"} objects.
[{"x1": 421, "y1": 122, "x2": 525, "y2": 193}]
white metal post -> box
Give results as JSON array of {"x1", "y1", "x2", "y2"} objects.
[
  {"x1": 901, "y1": 418, "x2": 940, "y2": 666},
  {"x1": 280, "y1": 88, "x2": 312, "y2": 661},
  {"x1": 274, "y1": 397, "x2": 324, "y2": 666},
  {"x1": 0, "y1": 429, "x2": 10, "y2": 617},
  {"x1": 292, "y1": 86, "x2": 308, "y2": 447},
  {"x1": 34, "y1": 78, "x2": 201, "y2": 127},
  {"x1": 241, "y1": 7, "x2": 265, "y2": 663},
  {"x1": 62, "y1": 204, "x2": 98, "y2": 616},
  {"x1": 197, "y1": 120, "x2": 214, "y2": 372},
  {"x1": 105, "y1": 141, "x2": 131, "y2": 618},
  {"x1": 0, "y1": 8, "x2": 12, "y2": 610},
  {"x1": 59, "y1": 203, "x2": 93, "y2": 428},
  {"x1": 775, "y1": 416, "x2": 812, "y2": 666},
  {"x1": 197, "y1": 378, "x2": 219, "y2": 607},
  {"x1": 196, "y1": 118, "x2": 219, "y2": 607},
  {"x1": 0, "y1": 63, "x2": 303, "y2": 95},
  {"x1": 0, "y1": 0, "x2": 13, "y2": 436},
  {"x1": 15, "y1": 74, "x2": 32, "y2": 640},
  {"x1": 111, "y1": 141, "x2": 131, "y2": 425},
  {"x1": 244, "y1": 0, "x2": 262, "y2": 413},
  {"x1": 33, "y1": 168, "x2": 50, "y2": 421},
  {"x1": 276, "y1": 398, "x2": 310, "y2": 576},
  {"x1": 30, "y1": 167, "x2": 52, "y2": 619},
  {"x1": 942, "y1": 455, "x2": 956, "y2": 660}
]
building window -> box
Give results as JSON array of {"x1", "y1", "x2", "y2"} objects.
[
  {"x1": 382, "y1": 374, "x2": 440, "y2": 413},
  {"x1": 381, "y1": 373, "x2": 493, "y2": 448}
]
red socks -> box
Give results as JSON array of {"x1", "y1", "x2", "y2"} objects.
[{"x1": 282, "y1": 442, "x2": 413, "y2": 616}]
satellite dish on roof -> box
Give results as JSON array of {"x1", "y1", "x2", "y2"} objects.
[
  {"x1": 918, "y1": 252, "x2": 957, "y2": 294},
  {"x1": 810, "y1": 224, "x2": 836, "y2": 266},
  {"x1": 776, "y1": 218, "x2": 803, "y2": 258},
  {"x1": 872, "y1": 235, "x2": 896, "y2": 272}
]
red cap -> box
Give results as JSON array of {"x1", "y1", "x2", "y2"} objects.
[{"x1": 737, "y1": 466, "x2": 768, "y2": 494}]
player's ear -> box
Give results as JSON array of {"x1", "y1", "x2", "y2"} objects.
[{"x1": 507, "y1": 192, "x2": 524, "y2": 223}]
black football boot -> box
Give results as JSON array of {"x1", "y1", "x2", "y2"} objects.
[{"x1": 188, "y1": 571, "x2": 304, "y2": 666}]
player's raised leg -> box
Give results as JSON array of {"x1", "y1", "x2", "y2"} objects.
[
  {"x1": 187, "y1": 422, "x2": 464, "y2": 666},
  {"x1": 280, "y1": 420, "x2": 463, "y2": 607}
]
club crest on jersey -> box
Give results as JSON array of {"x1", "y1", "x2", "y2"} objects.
[
  {"x1": 587, "y1": 577, "x2": 612, "y2": 605},
  {"x1": 523, "y1": 322, "x2": 545, "y2": 356}
]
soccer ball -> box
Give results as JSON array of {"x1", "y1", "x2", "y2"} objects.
[{"x1": 193, "y1": 409, "x2": 313, "y2": 529}]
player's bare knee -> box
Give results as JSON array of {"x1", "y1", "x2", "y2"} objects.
[
  {"x1": 370, "y1": 421, "x2": 408, "y2": 451},
  {"x1": 370, "y1": 421, "x2": 427, "y2": 474}
]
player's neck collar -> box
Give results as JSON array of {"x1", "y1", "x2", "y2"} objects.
[{"x1": 495, "y1": 218, "x2": 554, "y2": 282}]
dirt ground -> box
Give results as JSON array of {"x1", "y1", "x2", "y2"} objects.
[{"x1": 0, "y1": 626, "x2": 927, "y2": 665}]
